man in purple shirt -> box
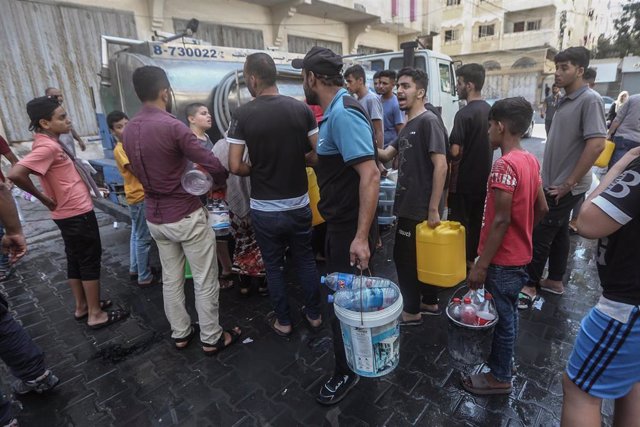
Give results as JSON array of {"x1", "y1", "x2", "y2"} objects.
[{"x1": 123, "y1": 66, "x2": 241, "y2": 355}]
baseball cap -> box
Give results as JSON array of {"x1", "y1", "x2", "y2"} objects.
[{"x1": 291, "y1": 46, "x2": 343, "y2": 76}]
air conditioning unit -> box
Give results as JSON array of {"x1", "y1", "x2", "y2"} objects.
[{"x1": 354, "y1": 2, "x2": 366, "y2": 12}]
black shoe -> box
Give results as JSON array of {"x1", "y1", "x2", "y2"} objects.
[{"x1": 316, "y1": 373, "x2": 360, "y2": 406}]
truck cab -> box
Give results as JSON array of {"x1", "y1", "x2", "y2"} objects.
[{"x1": 351, "y1": 46, "x2": 459, "y2": 132}]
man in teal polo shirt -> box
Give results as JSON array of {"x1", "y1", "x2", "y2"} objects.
[{"x1": 293, "y1": 47, "x2": 380, "y2": 405}]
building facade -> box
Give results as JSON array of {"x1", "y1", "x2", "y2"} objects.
[
  {"x1": 0, "y1": 0, "x2": 424, "y2": 142},
  {"x1": 430, "y1": 0, "x2": 611, "y2": 104}
]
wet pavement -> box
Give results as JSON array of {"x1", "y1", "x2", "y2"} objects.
[{"x1": 1, "y1": 129, "x2": 614, "y2": 426}]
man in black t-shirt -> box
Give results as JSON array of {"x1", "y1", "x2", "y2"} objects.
[
  {"x1": 562, "y1": 147, "x2": 640, "y2": 426},
  {"x1": 379, "y1": 68, "x2": 448, "y2": 325},
  {"x1": 448, "y1": 63, "x2": 492, "y2": 268},
  {"x1": 228, "y1": 53, "x2": 322, "y2": 338}
]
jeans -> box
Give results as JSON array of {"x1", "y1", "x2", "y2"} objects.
[
  {"x1": 128, "y1": 201, "x2": 152, "y2": 282},
  {"x1": 393, "y1": 217, "x2": 439, "y2": 313},
  {"x1": 527, "y1": 192, "x2": 583, "y2": 285},
  {"x1": 147, "y1": 207, "x2": 222, "y2": 345},
  {"x1": 251, "y1": 205, "x2": 321, "y2": 326},
  {"x1": 485, "y1": 265, "x2": 529, "y2": 383},
  {"x1": 610, "y1": 136, "x2": 640, "y2": 168},
  {"x1": 0, "y1": 296, "x2": 46, "y2": 424}
]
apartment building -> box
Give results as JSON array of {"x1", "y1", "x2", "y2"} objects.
[
  {"x1": 427, "y1": 0, "x2": 611, "y2": 104},
  {"x1": 0, "y1": 0, "x2": 423, "y2": 141}
]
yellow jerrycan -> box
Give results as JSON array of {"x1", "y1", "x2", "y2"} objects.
[
  {"x1": 594, "y1": 139, "x2": 615, "y2": 168},
  {"x1": 416, "y1": 220, "x2": 466, "y2": 287},
  {"x1": 307, "y1": 168, "x2": 325, "y2": 226}
]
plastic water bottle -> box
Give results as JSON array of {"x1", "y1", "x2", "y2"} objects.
[
  {"x1": 321, "y1": 273, "x2": 392, "y2": 291},
  {"x1": 181, "y1": 168, "x2": 212, "y2": 196},
  {"x1": 447, "y1": 297, "x2": 462, "y2": 321},
  {"x1": 463, "y1": 288, "x2": 484, "y2": 310},
  {"x1": 328, "y1": 287, "x2": 399, "y2": 312},
  {"x1": 460, "y1": 297, "x2": 477, "y2": 325},
  {"x1": 11, "y1": 187, "x2": 36, "y2": 202},
  {"x1": 476, "y1": 293, "x2": 497, "y2": 326}
]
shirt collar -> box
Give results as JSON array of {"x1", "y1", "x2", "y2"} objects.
[
  {"x1": 141, "y1": 104, "x2": 176, "y2": 119},
  {"x1": 320, "y1": 88, "x2": 349, "y2": 125},
  {"x1": 564, "y1": 84, "x2": 589, "y2": 101}
]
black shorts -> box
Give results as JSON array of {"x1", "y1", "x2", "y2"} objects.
[{"x1": 53, "y1": 210, "x2": 102, "y2": 281}]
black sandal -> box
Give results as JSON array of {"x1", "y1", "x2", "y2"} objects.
[
  {"x1": 74, "y1": 299, "x2": 113, "y2": 321},
  {"x1": 88, "y1": 309, "x2": 129, "y2": 330},
  {"x1": 174, "y1": 325, "x2": 197, "y2": 350},
  {"x1": 202, "y1": 327, "x2": 241, "y2": 356},
  {"x1": 267, "y1": 312, "x2": 292, "y2": 338},
  {"x1": 300, "y1": 306, "x2": 323, "y2": 333}
]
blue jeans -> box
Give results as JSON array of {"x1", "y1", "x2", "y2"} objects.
[
  {"x1": 485, "y1": 264, "x2": 529, "y2": 383},
  {"x1": 0, "y1": 296, "x2": 46, "y2": 424},
  {"x1": 129, "y1": 202, "x2": 152, "y2": 282},
  {"x1": 251, "y1": 205, "x2": 321, "y2": 326},
  {"x1": 610, "y1": 136, "x2": 640, "y2": 168}
]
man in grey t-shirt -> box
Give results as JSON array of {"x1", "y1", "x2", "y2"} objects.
[
  {"x1": 520, "y1": 47, "x2": 606, "y2": 307},
  {"x1": 344, "y1": 65, "x2": 384, "y2": 150},
  {"x1": 607, "y1": 94, "x2": 640, "y2": 166}
]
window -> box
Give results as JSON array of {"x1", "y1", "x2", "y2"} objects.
[
  {"x1": 527, "y1": 20, "x2": 541, "y2": 31},
  {"x1": 478, "y1": 24, "x2": 495, "y2": 38},
  {"x1": 446, "y1": 0, "x2": 461, "y2": 6},
  {"x1": 389, "y1": 56, "x2": 426, "y2": 71},
  {"x1": 513, "y1": 21, "x2": 525, "y2": 33},
  {"x1": 439, "y1": 63, "x2": 452, "y2": 94},
  {"x1": 444, "y1": 29, "x2": 460, "y2": 43},
  {"x1": 287, "y1": 35, "x2": 342, "y2": 54}
]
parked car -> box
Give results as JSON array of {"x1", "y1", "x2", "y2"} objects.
[
  {"x1": 485, "y1": 98, "x2": 535, "y2": 138},
  {"x1": 602, "y1": 95, "x2": 614, "y2": 114}
]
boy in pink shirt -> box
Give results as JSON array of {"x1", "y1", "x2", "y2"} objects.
[
  {"x1": 462, "y1": 97, "x2": 548, "y2": 395},
  {"x1": 9, "y1": 97, "x2": 128, "y2": 329}
]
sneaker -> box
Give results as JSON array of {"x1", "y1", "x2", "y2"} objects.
[
  {"x1": 2, "y1": 418, "x2": 18, "y2": 427},
  {"x1": 316, "y1": 373, "x2": 360, "y2": 406},
  {"x1": 12, "y1": 370, "x2": 59, "y2": 395}
]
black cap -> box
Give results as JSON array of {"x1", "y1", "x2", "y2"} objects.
[{"x1": 291, "y1": 46, "x2": 343, "y2": 76}]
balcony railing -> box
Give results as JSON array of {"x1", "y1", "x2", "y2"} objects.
[
  {"x1": 501, "y1": 28, "x2": 556, "y2": 50},
  {"x1": 504, "y1": 0, "x2": 557, "y2": 12}
]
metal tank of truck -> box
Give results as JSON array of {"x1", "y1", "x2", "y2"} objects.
[{"x1": 92, "y1": 23, "x2": 457, "y2": 211}]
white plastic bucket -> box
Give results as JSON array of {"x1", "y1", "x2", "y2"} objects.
[{"x1": 334, "y1": 284, "x2": 403, "y2": 378}]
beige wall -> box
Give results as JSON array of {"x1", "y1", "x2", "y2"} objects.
[{"x1": 46, "y1": 0, "x2": 403, "y2": 53}]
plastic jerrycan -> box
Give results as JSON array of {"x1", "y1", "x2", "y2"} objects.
[
  {"x1": 416, "y1": 220, "x2": 466, "y2": 287},
  {"x1": 594, "y1": 139, "x2": 615, "y2": 168},
  {"x1": 306, "y1": 168, "x2": 325, "y2": 226}
]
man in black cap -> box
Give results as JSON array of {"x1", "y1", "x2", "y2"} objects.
[{"x1": 293, "y1": 47, "x2": 380, "y2": 405}]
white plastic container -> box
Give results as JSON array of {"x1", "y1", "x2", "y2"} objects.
[
  {"x1": 334, "y1": 282, "x2": 403, "y2": 378},
  {"x1": 207, "y1": 201, "x2": 230, "y2": 236}
]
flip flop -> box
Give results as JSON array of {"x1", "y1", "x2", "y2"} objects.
[
  {"x1": 88, "y1": 309, "x2": 129, "y2": 330},
  {"x1": 300, "y1": 306, "x2": 323, "y2": 333},
  {"x1": 138, "y1": 274, "x2": 162, "y2": 288},
  {"x1": 399, "y1": 318, "x2": 423, "y2": 327},
  {"x1": 267, "y1": 312, "x2": 292, "y2": 338},
  {"x1": 420, "y1": 307, "x2": 442, "y2": 316},
  {"x1": 202, "y1": 327, "x2": 241, "y2": 356},
  {"x1": 540, "y1": 285, "x2": 564, "y2": 295},
  {"x1": 461, "y1": 373, "x2": 512, "y2": 396},
  {"x1": 517, "y1": 292, "x2": 538, "y2": 310},
  {"x1": 74, "y1": 299, "x2": 113, "y2": 320}
]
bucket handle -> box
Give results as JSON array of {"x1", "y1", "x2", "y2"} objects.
[{"x1": 356, "y1": 268, "x2": 372, "y2": 326}]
